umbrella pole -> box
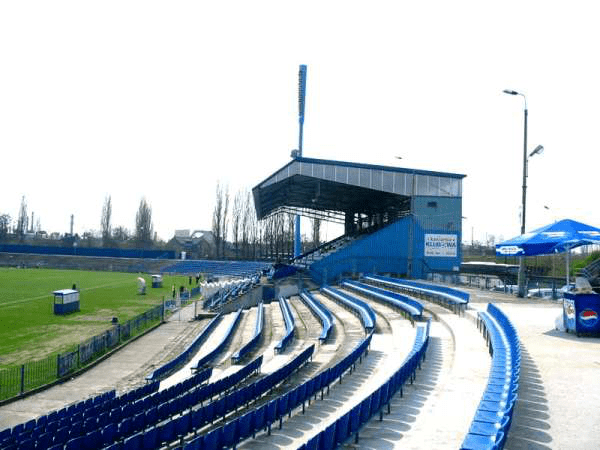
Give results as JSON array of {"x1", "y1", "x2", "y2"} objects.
[{"x1": 566, "y1": 248, "x2": 570, "y2": 287}]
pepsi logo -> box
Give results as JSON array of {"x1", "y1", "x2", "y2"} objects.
[{"x1": 578, "y1": 309, "x2": 599, "y2": 328}]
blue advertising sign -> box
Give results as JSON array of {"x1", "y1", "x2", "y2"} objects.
[{"x1": 564, "y1": 292, "x2": 600, "y2": 335}]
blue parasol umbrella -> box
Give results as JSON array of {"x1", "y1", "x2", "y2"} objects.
[{"x1": 496, "y1": 219, "x2": 600, "y2": 285}]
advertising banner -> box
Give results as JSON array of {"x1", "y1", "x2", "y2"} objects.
[{"x1": 424, "y1": 234, "x2": 458, "y2": 257}]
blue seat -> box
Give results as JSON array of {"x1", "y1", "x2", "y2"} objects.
[
  {"x1": 36, "y1": 432, "x2": 53, "y2": 449},
  {"x1": 204, "y1": 402, "x2": 216, "y2": 424},
  {"x1": 335, "y1": 412, "x2": 350, "y2": 444},
  {"x1": 142, "y1": 427, "x2": 158, "y2": 449},
  {"x1": 304, "y1": 434, "x2": 320, "y2": 450},
  {"x1": 359, "y1": 396, "x2": 371, "y2": 425},
  {"x1": 144, "y1": 406, "x2": 157, "y2": 428},
  {"x1": 175, "y1": 413, "x2": 191, "y2": 438},
  {"x1": 191, "y1": 408, "x2": 205, "y2": 431},
  {"x1": 266, "y1": 400, "x2": 278, "y2": 426},
  {"x1": 54, "y1": 426, "x2": 70, "y2": 445},
  {"x1": 17, "y1": 437, "x2": 34, "y2": 450},
  {"x1": 348, "y1": 404, "x2": 361, "y2": 435},
  {"x1": 469, "y1": 416, "x2": 510, "y2": 436},
  {"x1": 183, "y1": 434, "x2": 202, "y2": 450},
  {"x1": 221, "y1": 420, "x2": 238, "y2": 448},
  {"x1": 238, "y1": 412, "x2": 253, "y2": 440},
  {"x1": 461, "y1": 431, "x2": 504, "y2": 450},
  {"x1": 101, "y1": 423, "x2": 117, "y2": 447},
  {"x1": 202, "y1": 428, "x2": 221, "y2": 449},
  {"x1": 253, "y1": 405, "x2": 267, "y2": 434},
  {"x1": 122, "y1": 432, "x2": 143, "y2": 450},
  {"x1": 131, "y1": 413, "x2": 145, "y2": 433},
  {"x1": 320, "y1": 423, "x2": 337, "y2": 450},
  {"x1": 117, "y1": 417, "x2": 132, "y2": 440},
  {"x1": 84, "y1": 429, "x2": 101, "y2": 450},
  {"x1": 158, "y1": 419, "x2": 175, "y2": 445}
]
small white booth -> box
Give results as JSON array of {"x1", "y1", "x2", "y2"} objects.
[
  {"x1": 53, "y1": 289, "x2": 80, "y2": 315},
  {"x1": 151, "y1": 274, "x2": 163, "y2": 288}
]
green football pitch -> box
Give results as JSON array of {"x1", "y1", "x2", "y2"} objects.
[{"x1": 0, "y1": 268, "x2": 192, "y2": 368}]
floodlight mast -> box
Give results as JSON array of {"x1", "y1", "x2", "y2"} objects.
[{"x1": 294, "y1": 65, "x2": 308, "y2": 258}]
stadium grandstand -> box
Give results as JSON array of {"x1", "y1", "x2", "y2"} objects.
[
  {"x1": 1, "y1": 155, "x2": 598, "y2": 450},
  {"x1": 253, "y1": 156, "x2": 466, "y2": 282}
]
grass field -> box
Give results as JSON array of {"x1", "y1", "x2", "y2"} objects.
[{"x1": 0, "y1": 268, "x2": 193, "y2": 367}]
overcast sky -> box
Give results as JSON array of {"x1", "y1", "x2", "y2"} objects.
[{"x1": 1, "y1": 1, "x2": 599, "y2": 245}]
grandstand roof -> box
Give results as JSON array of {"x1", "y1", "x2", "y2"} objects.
[{"x1": 253, "y1": 156, "x2": 466, "y2": 222}]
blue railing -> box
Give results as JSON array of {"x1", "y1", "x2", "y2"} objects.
[
  {"x1": 299, "y1": 290, "x2": 335, "y2": 341},
  {"x1": 232, "y1": 303, "x2": 264, "y2": 363},
  {"x1": 275, "y1": 297, "x2": 295, "y2": 353}
]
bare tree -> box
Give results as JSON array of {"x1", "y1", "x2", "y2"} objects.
[
  {"x1": 135, "y1": 197, "x2": 154, "y2": 245},
  {"x1": 231, "y1": 190, "x2": 243, "y2": 258},
  {"x1": 312, "y1": 218, "x2": 321, "y2": 248},
  {"x1": 16, "y1": 196, "x2": 28, "y2": 241},
  {"x1": 0, "y1": 214, "x2": 10, "y2": 241},
  {"x1": 101, "y1": 195, "x2": 112, "y2": 246},
  {"x1": 113, "y1": 226, "x2": 130, "y2": 242},
  {"x1": 212, "y1": 182, "x2": 230, "y2": 258}
]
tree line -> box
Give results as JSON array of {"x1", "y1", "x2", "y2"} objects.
[
  {"x1": 0, "y1": 195, "x2": 156, "y2": 248},
  {"x1": 1, "y1": 186, "x2": 323, "y2": 261},
  {"x1": 211, "y1": 182, "x2": 321, "y2": 261}
]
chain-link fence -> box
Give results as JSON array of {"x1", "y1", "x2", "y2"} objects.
[{"x1": 0, "y1": 303, "x2": 164, "y2": 402}]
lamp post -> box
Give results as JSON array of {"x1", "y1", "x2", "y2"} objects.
[{"x1": 503, "y1": 89, "x2": 544, "y2": 297}]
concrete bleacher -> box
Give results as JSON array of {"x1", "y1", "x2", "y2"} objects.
[{"x1": 2, "y1": 268, "x2": 600, "y2": 449}]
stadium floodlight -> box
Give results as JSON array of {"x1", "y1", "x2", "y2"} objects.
[{"x1": 529, "y1": 144, "x2": 544, "y2": 157}]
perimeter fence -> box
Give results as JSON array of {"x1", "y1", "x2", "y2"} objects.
[{"x1": 0, "y1": 303, "x2": 164, "y2": 402}]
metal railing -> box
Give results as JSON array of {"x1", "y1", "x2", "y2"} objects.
[{"x1": 0, "y1": 304, "x2": 164, "y2": 402}]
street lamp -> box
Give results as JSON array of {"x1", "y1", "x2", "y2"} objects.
[{"x1": 503, "y1": 89, "x2": 544, "y2": 297}]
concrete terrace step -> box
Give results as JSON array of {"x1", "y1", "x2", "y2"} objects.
[{"x1": 355, "y1": 305, "x2": 490, "y2": 449}]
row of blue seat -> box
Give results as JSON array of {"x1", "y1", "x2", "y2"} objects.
[
  {"x1": 299, "y1": 289, "x2": 335, "y2": 341},
  {"x1": 204, "y1": 276, "x2": 260, "y2": 310},
  {"x1": 342, "y1": 279, "x2": 423, "y2": 323},
  {"x1": 1, "y1": 368, "x2": 212, "y2": 450},
  {"x1": 232, "y1": 302, "x2": 264, "y2": 363},
  {"x1": 183, "y1": 335, "x2": 373, "y2": 450},
  {"x1": 0, "y1": 388, "x2": 128, "y2": 449},
  {"x1": 73, "y1": 357, "x2": 263, "y2": 448},
  {"x1": 160, "y1": 260, "x2": 270, "y2": 277},
  {"x1": 146, "y1": 314, "x2": 222, "y2": 381},
  {"x1": 364, "y1": 274, "x2": 469, "y2": 313},
  {"x1": 275, "y1": 297, "x2": 295, "y2": 353},
  {"x1": 203, "y1": 273, "x2": 262, "y2": 310},
  {"x1": 298, "y1": 320, "x2": 431, "y2": 449},
  {"x1": 111, "y1": 346, "x2": 309, "y2": 448},
  {"x1": 321, "y1": 285, "x2": 376, "y2": 332},
  {"x1": 191, "y1": 308, "x2": 243, "y2": 371},
  {"x1": 461, "y1": 304, "x2": 521, "y2": 450}
]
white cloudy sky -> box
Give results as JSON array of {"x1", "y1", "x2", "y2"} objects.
[{"x1": 1, "y1": 1, "x2": 599, "y2": 244}]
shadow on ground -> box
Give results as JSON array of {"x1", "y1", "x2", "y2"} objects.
[{"x1": 504, "y1": 346, "x2": 553, "y2": 450}]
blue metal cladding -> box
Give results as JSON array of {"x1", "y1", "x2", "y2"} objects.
[{"x1": 309, "y1": 197, "x2": 462, "y2": 284}]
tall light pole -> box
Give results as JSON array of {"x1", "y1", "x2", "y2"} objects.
[
  {"x1": 503, "y1": 89, "x2": 543, "y2": 297},
  {"x1": 294, "y1": 65, "x2": 308, "y2": 258}
]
